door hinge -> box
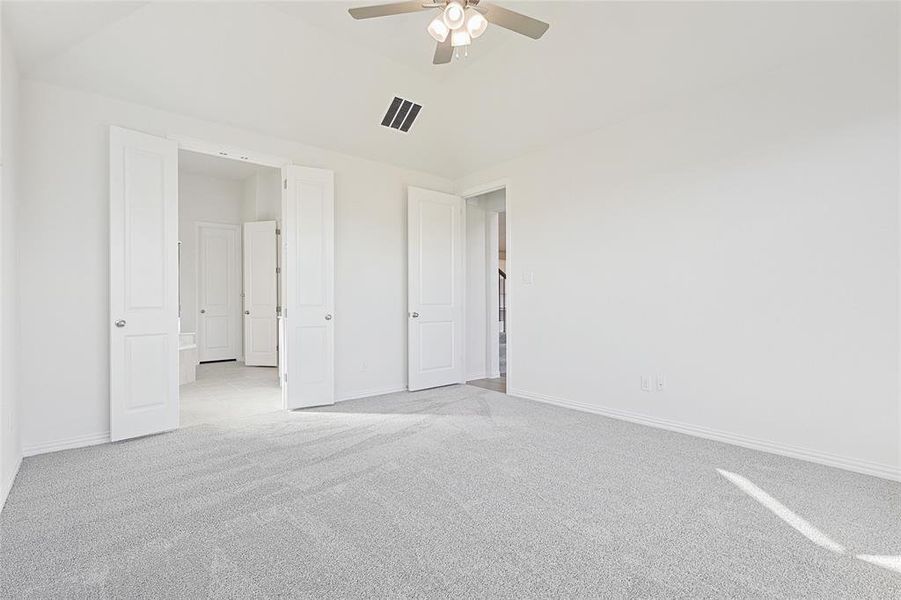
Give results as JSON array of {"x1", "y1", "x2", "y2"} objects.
[
  {"x1": 276, "y1": 306, "x2": 282, "y2": 315},
  {"x1": 275, "y1": 228, "x2": 281, "y2": 235},
  {"x1": 283, "y1": 179, "x2": 287, "y2": 190},
  {"x1": 276, "y1": 267, "x2": 281, "y2": 274}
]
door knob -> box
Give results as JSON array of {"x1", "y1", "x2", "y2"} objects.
[
  {"x1": 411, "y1": 312, "x2": 419, "y2": 318},
  {"x1": 244, "y1": 310, "x2": 250, "y2": 315},
  {"x1": 200, "y1": 309, "x2": 206, "y2": 314},
  {"x1": 114, "y1": 319, "x2": 126, "y2": 328},
  {"x1": 324, "y1": 314, "x2": 333, "y2": 321}
]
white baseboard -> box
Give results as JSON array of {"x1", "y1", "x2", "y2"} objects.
[
  {"x1": 22, "y1": 431, "x2": 110, "y2": 458},
  {"x1": 0, "y1": 453, "x2": 22, "y2": 512},
  {"x1": 20, "y1": 386, "x2": 408, "y2": 457},
  {"x1": 467, "y1": 371, "x2": 488, "y2": 382},
  {"x1": 337, "y1": 385, "x2": 407, "y2": 403},
  {"x1": 509, "y1": 388, "x2": 901, "y2": 483}
]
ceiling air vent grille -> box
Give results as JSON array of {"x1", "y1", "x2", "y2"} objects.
[{"x1": 381, "y1": 96, "x2": 422, "y2": 133}]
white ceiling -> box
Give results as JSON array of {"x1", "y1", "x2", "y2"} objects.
[
  {"x1": 266, "y1": 1, "x2": 550, "y2": 76},
  {"x1": 2, "y1": 1, "x2": 149, "y2": 71},
  {"x1": 178, "y1": 149, "x2": 270, "y2": 181},
  {"x1": 3, "y1": 1, "x2": 890, "y2": 178}
]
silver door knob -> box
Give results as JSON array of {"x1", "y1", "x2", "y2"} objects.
[
  {"x1": 324, "y1": 314, "x2": 332, "y2": 320},
  {"x1": 411, "y1": 312, "x2": 419, "y2": 318},
  {"x1": 200, "y1": 309, "x2": 206, "y2": 314},
  {"x1": 115, "y1": 319, "x2": 126, "y2": 328},
  {"x1": 244, "y1": 310, "x2": 250, "y2": 315}
]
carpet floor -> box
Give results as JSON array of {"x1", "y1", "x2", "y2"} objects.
[{"x1": 1, "y1": 385, "x2": 899, "y2": 599}]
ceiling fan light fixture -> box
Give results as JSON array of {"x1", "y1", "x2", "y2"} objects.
[
  {"x1": 451, "y1": 28, "x2": 471, "y2": 47},
  {"x1": 427, "y1": 15, "x2": 450, "y2": 42},
  {"x1": 464, "y1": 8, "x2": 488, "y2": 38},
  {"x1": 443, "y1": 1, "x2": 466, "y2": 30}
]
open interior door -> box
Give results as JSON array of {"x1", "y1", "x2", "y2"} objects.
[
  {"x1": 109, "y1": 126, "x2": 179, "y2": 441},
  {"x1": 407, "y1": 187, "x2": 465, "y2": 391},
  {"x1": 243, "y1": 220, "x2": 278, "y2": 366},
  {"x1": 282, "y1": 166, "x2": 335, "y2": 409}
]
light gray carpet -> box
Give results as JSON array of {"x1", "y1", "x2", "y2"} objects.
[{"x1": 1, "y1": 385, "x2": 899, "y2": 599}]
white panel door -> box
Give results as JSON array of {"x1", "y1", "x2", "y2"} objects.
[
  {"x1": 243, "y1": 220, "x2": 278, "y2": 366},
  {"x1": 197, "y1": 223, "x2": 240, "y2": 362},
  {"x1": 407, "y1": 187, "x2": 464, "y2": 391},
  {"x1": 109, "y1": 126, "x2": 179, "y2": 441},
  {"x1": 283, "y1": 166, "x2": 335, "y2": 409}
]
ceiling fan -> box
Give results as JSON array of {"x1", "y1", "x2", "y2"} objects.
[{"x1": 348, "y1": 1, "x2": 549, "y2": 64}]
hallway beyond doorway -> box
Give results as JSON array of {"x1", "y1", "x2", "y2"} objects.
[{"x1": 468, "y1": 376, "x2": 506, "y2": 394}]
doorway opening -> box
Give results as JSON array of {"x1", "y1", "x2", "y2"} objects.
[
  {"x1": 177, "y1": 149, "x2": 283, "y2": 427},
  {"x1": 464, "y1": 186, "x2": 507, "y2": 394},
  {"x1": 110, "y1": 128, "x2": 335, "y2": 442}
]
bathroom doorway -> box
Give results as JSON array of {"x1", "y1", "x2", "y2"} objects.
[
  {"x1": 177, "y1": 149, "x2": 283, "y2": 427},
  {"x1": 110, "y1": 128, "x2": 334, "y2": 442}
]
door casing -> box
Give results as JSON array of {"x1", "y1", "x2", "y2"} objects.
[{"x1": 458, "y1": 180, "x2": 512, "y2": 390}]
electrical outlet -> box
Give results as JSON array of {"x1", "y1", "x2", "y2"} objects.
[
  {"x1": 640, "y1": 376, "x2": 651, "y2": 392},
  {"x1": 656, "y1": 376, "x2": 665, "y2": 391}
]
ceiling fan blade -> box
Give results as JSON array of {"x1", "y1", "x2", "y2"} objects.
[
  {"x1": 433, "y1": 37, "x2": 453, "y2": 64},
  {"x1": 476, "y1": 2, "x2": 549, "y2": 39},
  {"x1": 349, "y1": 1, "x2": 430, "y2": 20}
]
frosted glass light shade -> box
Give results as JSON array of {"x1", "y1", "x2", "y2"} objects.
[
  {"x1": 451, "y1": 29, "x2": 471, "y2": 47},
  {"x1": 427, "y1": 16, "x2": 450, "y2": 42},
  {"x1": 443, "y1": 2, "x2": 465, "y2": 30},
  {"x1": 465, "y1": 9, "x2": 488, "y2": 38}
]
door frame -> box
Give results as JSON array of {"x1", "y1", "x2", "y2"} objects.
[
  {"x1": 458, "y1": 179, "x2": 512, "y2": 391},
  {"x1": 195, "y1": 221, "x2": 241, "y2": 363},
  {"x1": 171, "y1": 134, "x2": 292, "y2": 410}
]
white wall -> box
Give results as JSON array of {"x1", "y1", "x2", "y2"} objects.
[
  {"x1": 178, "y1": 170, "x2": 244, "y2": 355},
  {"x1": 18, "y1": 81, "x2": 452, "y2": 455},
  {"x1": 457, "y1": 33, "x2": 901, "y2": 479},
  {"x1": 241, "y1": 175, "x2": 256, "y2": 224},
  {"x1": 240, "y1": 170, "x2": 281, "y2": 224},
  {"x1": 0, "y1": 21, "x2": 22, "y2": 507},
  {"x1": 256, "y1": 170, "x2": 281, "y2": 221}
]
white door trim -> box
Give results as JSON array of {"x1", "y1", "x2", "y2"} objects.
[
  {"x1": 458, "y1": 179, "x2": 511, "y2": 388},
  {"x1": 170, "y1": 135, "x2": 290, "y2": 169}
]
